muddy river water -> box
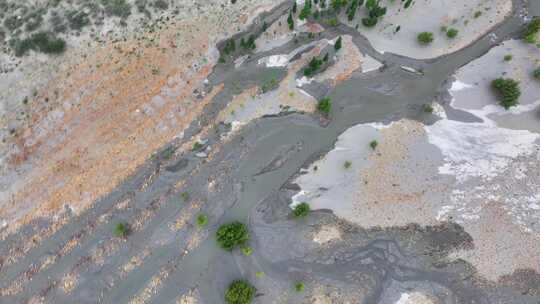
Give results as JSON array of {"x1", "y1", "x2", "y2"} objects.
[{"x1": 1, "y1": 0, "x2": 539, "y2": 303}]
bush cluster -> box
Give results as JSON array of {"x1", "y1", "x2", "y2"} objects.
[
  {"x1": 225, "y1": 280, "x2": 255, "y2": 304},
  {"x1": 491, "y1": 78, "x2": 521, "y2": 109},
  {"x1": 12, "y1": 32, "x2": 66, "y2": 56},
  {"x1": 216, "y1": 221, "x2": 249, "y2": 251}
]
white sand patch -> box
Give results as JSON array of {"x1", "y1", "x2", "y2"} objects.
[
  {"x1": 396, "y1": 292, "x2": 436, "y2": 304},
  {"x1": 259, "y1": 54, "x2": 289, "y2": 67},
  {"x1": 426, "y1": 118, "x2": 539, "y2": 183}
]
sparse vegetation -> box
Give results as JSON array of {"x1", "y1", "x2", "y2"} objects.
[
  {"x1": 114, "y1": 222, "x2": 129, "y2": 238},
  {"x1": 196, "y1": 214, "x2": 209, "y2": 227},
  {"x1": 534, "y1": 67, "x2": 540, "y2": 80},
  {"x1": 523, "y1": 17, "x2": 540, "y2": 44},
  {"x1": 370, "y1": 140, "x2": 378, "y2": 150},
  {"x1": 181, "y1": 191, "x2": 190, "y2": 201},
  {"x1": 216, "y1": 221, "x2": 249, "y2": 251},
  {"x1": 417, "y1": 32, "x2": 434, "y2": 45},
  {"x1": 446, "y1": 28, "x2": 458, "y2": 39},
  {"x1": 192, "y1": 141, "x2": 204, "y2": 151},
  {"x1": 294, "y1": 282, "x2": 305, "y2": 292},
  {"x1": 293, "y1": 202, "x2": 310, "y2": 218},
  {"x1": 317, "y1": 97, "x2": 332, "y2": 114},
  {"x1": 225, "y1": 280, "x2": 255, "y2": 304},
  {"x1": 491, "y1": 78, "x2": 521, "y2": 109}
]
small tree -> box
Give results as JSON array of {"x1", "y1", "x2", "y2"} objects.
[
  {"x1": 225, "y1": 280, "x2": 255, "y2": 304},
  {"x1": 334, "y1": 36, "x2": 342, "y2": 51},
  {"x1": 417, "y1": 32, "x2": 434, "y2": 45},
  {"x1": 293, "y1": 1, "x2": 298, "y2": 14},
  {"x1": 446, "y1": 28, "x2": 458, "y2": 38},
  {"x1": 317, "y1": 97, "x2": 332, "y2": 114},
  {"x1": 370, "y1": 140, "x2": 378, "y2": 150},
  {"x1": 216, "y1": 221, "x2": 249, "y2": 251},
  {"x1": 503, "y1": 54, "x2": 513, "y2": 62},
  {"x1": 293, "y1": 202, "x2": 310, "y2": 218},
  {"x1": 114, "y1": 222, "x2": 129, "y2": 238},
  {"x1": 344, "y1": 160, "x2": 352, "y2": 169},
  {"x1": 491, "y1": 78, "x2": 521, "y2": 109}
]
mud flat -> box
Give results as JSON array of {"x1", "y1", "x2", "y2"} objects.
[{"x1": 1, "y1": 0, "x2": 540, "y2": 303}]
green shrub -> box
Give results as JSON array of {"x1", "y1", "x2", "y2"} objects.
[
  {"x1": 534, "y1": 67, "x2": 540, "y2": 80},
  {"x1": 317, "y1": 97, "x2": 332, "y2": 114},
  {"x1": 362, "y1": 17, "x2": 378, "y2": 27},
  {"x1": 344, "y1": 160, "x2": 352, "y2": 169},
  {"x1": 216, "y1": 221, "x2": 249, "y2": 251},
  {"x1": 66, "y1": 10, "x2": 90, "y2": 30},
  {"x1": 474, "y1": 11, "x2": 482, "y2": 18},
  {"x1": 114, "y1": 222, "x2": 129, "y2": 238},
  {"x1": 196, "y1": 214, "x2": 208, "y2": 227},
  {"x1": 241, "y1": 246, "x2": 253, "y2": 256},
  {"x1": 293, "y1": 202, "x2": 310, "y2": 218},
  {"x1": 503, "y1": 54, "x2": 513, "y2": 62},
  {"x1": 446, "y1": 28, "x2": 458, "y2": 38},
  {"x1": 491, "y1": 78, "x2": 521, "y2": 109},
  {"x1": 417, "y1": 32, "x2": 434, "y2": 45},
  {"x1": 370, "y1": 140, "x2": 378, "y2": 150},
  {"x1": 225, "y1": 280, "x2": 255, "y2": 304},
  {"x1": 294, "y1": 282, "x2": 305, "y2": 292},
  {"x1": 423, "y1": 104, "x2": 434, "y2": 113}
]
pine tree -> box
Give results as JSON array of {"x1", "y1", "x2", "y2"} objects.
[
  {"x1": 293, "y1": 1, "x2": 297, "y2": 14},
  {"x1": 288, "y1": 11, "x2": 294, "y2": 30},
  {"x1": 334, "y1": 36, "x2": 342, "y2": 50}
]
